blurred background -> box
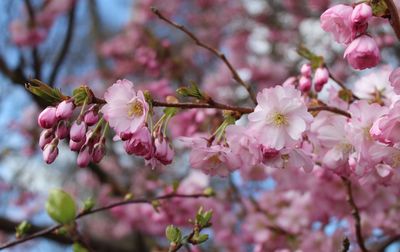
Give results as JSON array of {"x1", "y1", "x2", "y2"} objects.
[{"x1": 0, "y1": 0, "x2": 400, "y2": 251}]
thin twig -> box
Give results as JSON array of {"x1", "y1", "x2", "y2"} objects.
[
  {"x1": 0, "y1": 193, "x2": 210, "y2": 250},
  {"x1": 24, "y1": 0, "x2": 41, "y2": 79},
  {"x1": 328, "y1": 71, "x2": 359, "y2": 100},
  {"x1": 48, "y1": 3, "x2": 77, "y2": 85},
  {"x1": 152, "y1": 100, "x2": 254, "y2": 114},
  {"x1": 151, "y1": 7, "x2": 257, "y2": 104},
  {"x1": 341, "y1": 177, "x2": 369, "y2": 252},
  {"x1": 383, "y1": 0, "x2": 400, "y2": 41},
  {"x1": 308, "y1": 106, "x2": 351, "y2": 118}
]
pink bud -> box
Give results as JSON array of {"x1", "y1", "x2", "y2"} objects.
[
  {"x1": 154, "y1": 137, "x2": 174, "y2": 165},
  {"x1": 77, "y1": 145, "x2": 92, "y2": 167},
  {"x1": 298, "y1": 76, "x2": 312, "y2": 92},
  {"x1": 344, "y1": 35, "x2": 380, "y2": 70},
  {"x1": 351, "y1": 3, "x2": 372, "y2": 26},
  {"x1": 313, "y1": 67, "x2": 329, "y2": 92},
  {"x1": 70, "y1": 121, "x2": 87, "y2": 142},
  {"x1": 56, "y1": 100, "x2": 75, "y2": 119},
  {"x1": 43, "y1": 142, "x2": 58, "y2": 164},
  {"x1": 56, "y1": 121, "x2": 69, "y2": 139},
  {"x1": 92, "y1": 141, "x2": 106, "y2": 163},
  {"x1": 39, "y1": 129, "x2": 54, "y2": 150},
  {"x1": 84, "y1": 110, "x2": 99, "y2": 126},
  {"x1": 300, "y1": 64, "x2": 312, "y2": 77},
  {"x1": 38, "y1": 106, "x2": 57, "y2": 129},
  {"x1": 69, "y1": 138, "x2": 85, "y2": 152},
  {"x1": 124, "y1": 127, "x2": 153, "y2": 158}
]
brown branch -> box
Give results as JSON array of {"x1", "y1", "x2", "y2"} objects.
[
  {"x1": 151, "y1": 7, "x2": 257, "y2": 104},
  {"x1": 308, "y1": 106, "x2": 351, "y2": 118},
  {"x1": 341, "y1": 177, "x2": 369, "y2": 252},
  {"x1": 152, "y1": 100, "x2": 254, "y2": 114},
  {"x1": 328, "y1": 71, "x2": 359, "y2": 100},
  {"x1": 24, "y1": 0, "x2": 41, "y2": 79},
  {"x1": 0, "y1": 193, "x2": 210, "y2": 250},
  {"x1": 384, "y1": 0, "x2": 400, "y2": 41},
  {"x1": 48, "y1": 3, "x2": 76, "y2": 85}
]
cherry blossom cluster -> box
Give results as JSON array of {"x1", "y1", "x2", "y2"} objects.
[
  {"x1": 101, "y1": 79, "x2": 174, "y2": 167},
  {"x1": 37, "y1": 96, "x2": 104, "y2": 167},
  {"x1": 10, "y1": 0, "x2": 76, "y2": 47},
  {"x1": 298, "y1": 63, "x2": 329, "y2": 93},
  {"x1": 321, "y1": 3, "x2": 380, "y2": 70}
]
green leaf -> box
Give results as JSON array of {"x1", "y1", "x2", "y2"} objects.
[
  {"x1": 196, "y1": 233, "x2": 209, "y2": 244},
  {"x1": 371, "y1": 0, "x2": 389, "y2": 17},
  {"x1": 165, "y1": 225, "x2": 182, "y2": 243},
  {"x1": 25, "y1": 79, "x2": 66, "y2": 105},
  {"x1": 72, "y1": 86, "x2": 92, "y2": 106},
  {"x1": 203, "y1": 187, "x2": 215, "y2": 197},
  {"x1": 82, "y1": 197, "x2": 95, "y2": 212},
  {"x1": 176, "y1": 81, "x2": 205, "y2": 100},
  {"x1": 45, "y1": 189, "x2": 76, "y2": 224},
  {"x1": 296, "y1": 45, "x2": 324, "y2": 70},
  {"x1": 72, "y1": 243, "x2": 89, "y2": 252},
  {"x1": 15, "y1": 221, "x2": 31, "y2": 238}
]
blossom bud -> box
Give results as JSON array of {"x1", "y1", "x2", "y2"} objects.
[
  {"x1": 38, "y1": 106, "x2": 57, "y2": 129},
  {"x1": 56, "y1": 120, "x2": 69, "y2": 139},
  {"x1": 298, "y1": 76, "x2": 312, "y2": 92},
  {"x1": 70, "y1": 121, "x2": 87, "y2": 142},
  {"x1": 124, "y1": 127, "x2": 153, "y2": 158},
  {"x1": 84, "y1": 110, "x2": 99, "y2": 126},
  {"x1": 69, "y1": 138, "x2": 85, "y2": 152},
  {"x1": 344, "y1": 35, "x2": 380, "y2": 70},
  {"x1": 120, "y1": 131, "x2": 133, "y2": 141},
  {"x1": 351, "y1": 3, "x2": 372, "y2": 26},
  {"x1": 154, "y1": 137, "x2": 174, "y2": 165},
  {"x1": 43, "y1": 140, "x2": 59, "y2": 164},
  {"x1": 92, "y1": 141, "x2": 106, "y2": 163},
  {"x1": 56, "y1": 100, "x2": 75, "y2": 120},
  {"x1": 39, "y1": 129, "x2": 54, "y2": 150},
  {"x1": 300, "y1": 64, "x2": 312, "y2": 77},
  {"x1": 77, "y1": 145, "x2": 92, "y2": 167},
  {"x1": 313, "y1": 67, "x2": 329, "y2": 92}
]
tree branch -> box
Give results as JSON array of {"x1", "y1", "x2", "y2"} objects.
[
  {"x1": 48, "y1": 3, "x2": 77, "y2": 85},
  {"x1": 0, "y1": 193, "x2": 210, "y2": 250},
  {"x1": 151, "y1": 7, "x2": 257, "y2": 104},
  {"x1": 341, "y1": 177, "x2": 369, "y2": 252},
  {"x1": 24, "y1": 0, "x2": 41, "y2": 79},
  {"x1": 383, "y1": 0, "x2": 400, "y2": 41}
]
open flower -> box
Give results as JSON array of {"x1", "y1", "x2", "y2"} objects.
[
  {"x1": 101, "y1": 79, "x2": 149, "y2": 135},
  {"x1": 248, "y1": 85, "x2": 312, "y2": 150}
]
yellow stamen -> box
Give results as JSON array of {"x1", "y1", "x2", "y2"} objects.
[
  {"x1": 273, "y1": 113, "x2": 288, "y2": 126},
  {"x1": 128, "y1": 100, "x2": 144, "y2": 117}
]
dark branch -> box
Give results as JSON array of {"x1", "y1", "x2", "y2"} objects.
[
  {"x1": 48, "y1": 3, "x2": 77, "y2": 85},
  {"x1": 24, "y1": 0, "x2": 41, "y2": 79},
  {"x1": 383, "y1": 0, "x2": 400, "y2": 41},
  {"x1": 0, "y1": 193, "x2": 210, "y2": 250},
  {"x1": 341, "y1": 177, "x2": 369, "y2": 252},
  {"x1": 151, "y1": 7, "x2": 257, "y2": 104}
]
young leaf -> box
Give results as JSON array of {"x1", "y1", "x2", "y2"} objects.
[{"x1": 45, "y1": 189, "x2": 76, "y2": 224}]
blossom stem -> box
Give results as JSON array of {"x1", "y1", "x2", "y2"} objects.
[
  {"x1": 151, "y1": 7, "x2": 257, "y2": 104},
  {"x1": 383, "y1": 0, "x2": 400, "y2": 41},
  {"x1": 328, "y1": 71, "x2": 359, "y2": 100},
  {"x1": 341, "y1": 177, "x2": 369, "y2": 252},
  {"x1": 0, "y1": 193, "x2": 211, "y2": 250}
]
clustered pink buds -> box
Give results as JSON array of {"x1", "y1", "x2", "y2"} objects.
[
  {"x1": 100, "y1": 79, "x2": 175, "y2": 168},
  {"x1": 37, "y1": 97, "x2": 107, "y2": 167},
  {"x1": 297, "y1": 64, "x2": 328, "y2": 93},
  {"x1": 321, "y1": 3, "x2": 380, "y2": 70}
]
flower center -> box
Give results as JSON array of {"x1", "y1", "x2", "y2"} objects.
[
  {"x1": 272, "y1": 113, "x2": 288, "y2": 126},
  {"x1": 128, "y1": 100, "x2": 144, "y2": 117},
  {"x1": 208, "y1": 154, "x2": 221, "y2": 165}
]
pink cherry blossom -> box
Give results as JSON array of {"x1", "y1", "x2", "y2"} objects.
[
  {"x1": 248, "y1": 85, "x2": 312, "y2": 150},
  {"x1": 38, "y1": 106, "x2": 58, "y2": 129},
  {"x1": 101, "y1": 79, "x2": 149, "y2": 135},
  {"x1": 182, "y1": 137, "x2": 241, "y2": 177},
  {"x1": 320, "y1": 4, "x2": 353, "y2": 44},
  {"x1": 344, "y1": 35, "x2": 380, "y2": 70},
  {"x1": 389, "y1": 67, "x2": 400, "y2": 95}
]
